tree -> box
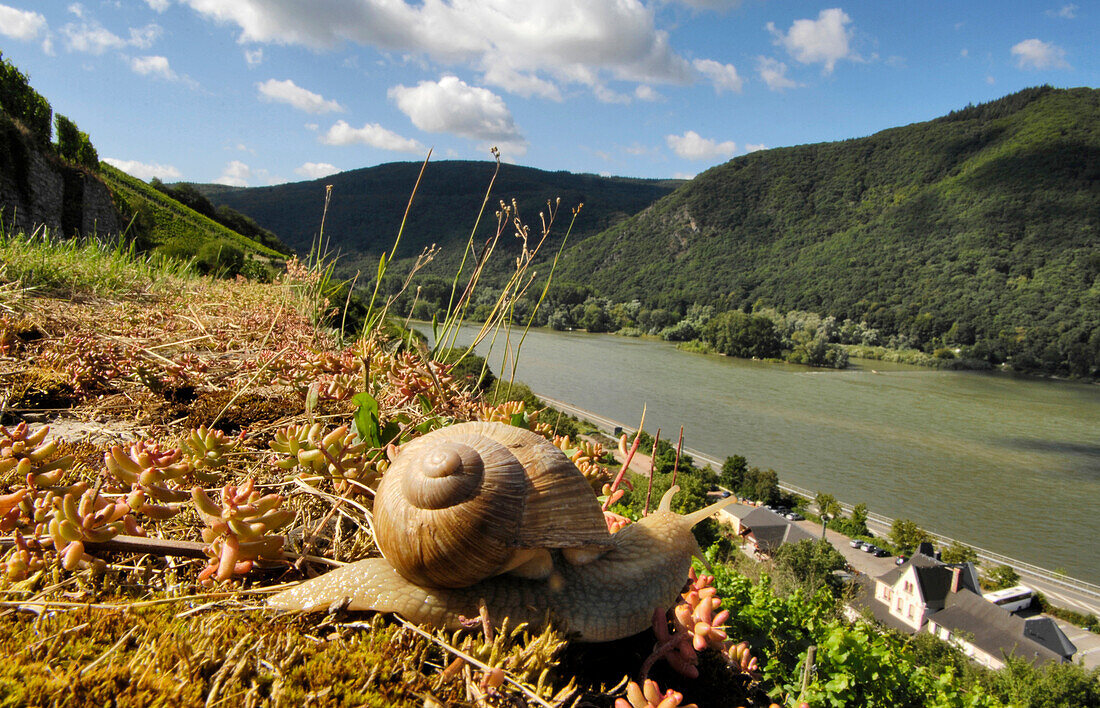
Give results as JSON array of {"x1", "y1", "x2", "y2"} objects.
[
  {"x1": 983, "y1": 564, "x2": 1020, "y2": 591},
  {"x1": 815, "y1": 492, "x2": 841, "y2": 540},
  {"x1": 940, "y1": 540, "x2": 978, "y2": 565},
  {"x1": 701, "y1": 310, "x2": 781, "y2": 359},
  {"x1": 720, "y1": 455, "x2": 747, "y2": 492},
  {"x1": 889, "y1": 518, "x2": 931, "y2": 555},
  {"x1": 772, "y1": 538, "x2": 847, "y2": 591}
]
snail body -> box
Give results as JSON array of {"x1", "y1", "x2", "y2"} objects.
[{"x1": 268, "y1": 421, "x2": 733, "y2": 642}]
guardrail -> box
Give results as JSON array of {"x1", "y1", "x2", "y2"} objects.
[{"x1": 537, "y1": 393, "x2": 1100, "y2": 602}]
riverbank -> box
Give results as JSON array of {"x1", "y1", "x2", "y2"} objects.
[{"x1": 539, "y1": 393, "x2": 1100, "y2": 616}]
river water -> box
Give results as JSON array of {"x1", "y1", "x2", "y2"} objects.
[{"x1": 423, "y1": 323, "x2": 1100, "y2": 583}]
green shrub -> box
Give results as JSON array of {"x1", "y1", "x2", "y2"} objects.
[
  {"x1": 0, "y1": 52, "x2": 51, "y2": 146},
  {"x1": 194, "y1": 240, "x2": 244, "y2": 277}
]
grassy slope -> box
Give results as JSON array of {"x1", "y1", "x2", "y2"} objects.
[
  {"x1": 101, "y1": 163, "x2": 287, "y2": 259},
  {"x1": 193, "y1": 160, "x2": 682, "y2": 279},
  {"x1": 554, "y1": 87, "x2": 1099, "y2": 370}
]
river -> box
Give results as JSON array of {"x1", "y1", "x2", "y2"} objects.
[{"x1": 422, "y1": 323, "x2": 1100, "y2": 583}]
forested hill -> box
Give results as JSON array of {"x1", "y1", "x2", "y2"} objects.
[
  {"x1": 193, "y1": 162, "x2": 681, "y2": 276},
  {"x1": 555, "y1": 86, "x2": 1100, "y2": 377}
]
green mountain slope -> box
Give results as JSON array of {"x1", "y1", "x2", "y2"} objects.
[
  {"x1": 102, "y1": 164, "x2": 289, "y2": 261},
  {"x1": 192, "y1": 161, "x2": 681, "y2": 277},
  {"x1": 555, "y1": 86, "x2": 1100, "y2": 377}
]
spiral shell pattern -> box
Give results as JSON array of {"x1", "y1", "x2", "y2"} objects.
[{"x1": 373, "y1": 421, "x2": 610, "y2": 588}]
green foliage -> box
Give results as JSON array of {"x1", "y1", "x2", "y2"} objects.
[
  {"x1": 193, "y1": 239, "x2": 244, "y2": 276},
  {"x1": 772, "y1": 538, "x2": 847, "y2": 591},
  {"x1": 191, "y1": 161, "x2": 681, "y2": 287},
  {"x1": 986, "y1": 656, "x2": 1100, "y2": 708},
  {"x1": 0, "y1": 51, "x2": 51, "y2": 146},
  {"x1": 815, "y1": 492, "x2": 842, "y2": 538},
  {"x1": 100, "y1": 164, "x2": 285, "y2": 267},
  {"x1": 890, "y1": 518, "x2": 932, "y2": 555},
  {"x1": 982, "y1": 564, "x2": 1020, "y2": 592},
  {"x1": 53, "y1": 113, "x2": 98, "y2": 170},
  {"x1": 702, "y1": 310, "x2": 781, "y2": 359},
  {"x1": 555, "y1": 86, "x2": 1100, "y2": 379},
  {"x1": 940, "y1": 540, "x2": 979, "y2": 565},
  {"x1": 829, "y1": 502, "x2": 871, "y2": 538},
  {"x1": 151, "y1": 180, "x2": 289, "y2": 254}
]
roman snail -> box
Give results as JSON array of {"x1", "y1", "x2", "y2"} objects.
[{"x1": 268, "y1": 421, "x2": 733, "y2": 642}]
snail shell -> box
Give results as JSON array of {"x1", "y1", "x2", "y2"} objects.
[{"x1": 372, "y1": 421, "x2": 612, "y2": 589}]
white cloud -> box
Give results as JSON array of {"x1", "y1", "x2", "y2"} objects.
[
  {"x1": 321, "y1": 120, "x2": 426, "y2": 153},
  {"x1": 129, "y1": 24, "x2": 162, "y2": 49},
  {"x1": 389, "y1": 76, "x2": 524, "y2": 146},
  {"x1": 0, "y1": 5, "x2": 47, "y2": 41},
  {"x1": 145, "y1": 0, "x2": 170, "y2": 12},
  {"x1": 257, "y1": 79, "x2": 345, "y2": 114},
  {"x1": 756, "y1": 56, "x2": 799, "y2": 91},
  {"x1": 130, "y1": 55, "x2": 175, "y2": 79},
  {"x1": 693, "y1": 58, "x2": 742, "y2": 93},
  {"x1": 177, "y1": 0, "x2": 694, "y2": 99},
  {"x1": 1046, "y1": 4, "x2": 1077, "y2": 19},
  {"x1": 744, "y1": 143, "x2": 766, "y2": 153},
  {"x1": 295, "y1": 162, "x2": 340, "y2": 179},
  {"x1": 768, "y1": 8, "x2": 854, "y2": 74},
  {"x1": 103, "y1": 158, "x2": 182, "y2": 181},
  {"x1": 244, "y1": 47, "x2": 263, "y2": 66},
  {"x1": 215, "y1": 160, "x2": 252, "y2": 187},
  {"x1": 634, "y1": 85, "x2": 659, "y2": 101},
  {"x1": 68, "y1": 3, "x2": 84, "y2": 18},
  {"x1": 666, "y1": 130, "x2": 737, "y2": 160},
  {"x1": 62, "y1": 20, "x2": 161, "y2": 54},
  {"x1": 1011, "y1": 39, "x2": 1070, "y2": 70}
]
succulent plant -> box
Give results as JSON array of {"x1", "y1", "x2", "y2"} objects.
[
  {"x1": 0, "y1": 531, "x2": 49, "y2": 582},
  {"x1": 269, "y1": 423, "x2": 381, "y2": 493},
  {"x1": 0, "y1": 423, "x2": 75, "y2": 487},
  {"x1": 192, "y1": 478, "x2": 294, "y2": 585},
  {"x1": 48, "y1": 486, "x2": 144, "y2": 571},
  {"x1": 104, "y1": 440, "x2": 192, "y2": 502},
  {"x1": 179, "y1": 425, "x2": 240, "y2": 480},
  {"x1": 615, "y1": 679, "x2": 697, "y2": 708}
]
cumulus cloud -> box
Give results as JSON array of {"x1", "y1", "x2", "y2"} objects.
[
  {"x1": 1011, "y1": 39, "x2": 1070, "y2": 70},
  {"x1": 768, "y1": 8, "x2": 854, "y2": 74},
  {"x1": 145, "y1": 0, "x2": 170, "y2": 12},
  {"x1": 1046, "y1": 4, "x2": 1077, "y2": 19},
  {"x1": 635, "y1": 85, "x2": 660, "y2": 101},
  {"x1": 744, "y1": 143, "x2": 766, "y2": 153},
  {"x1": 244, "y1": 47, "x2": 263, "y2": 66},
  {"x1": 320, "y1": 120, "x2": 426, "y2": 153},
  {"x1": 0, "y1": 4, "x2": 47, "y2": 42},
  {"x1": 756, "y1": 56, "x2": 799, "y2": 91},
  {"x1": 62, "y1": 20, "x2": 161, "y2": 54},
  {"x1": 215, "y1": 160, "x2": 252, "y2": 187},
  {"x1": 389, "y1": 76, "x2": 524, "y2": 145},
  {"x1": 130, "y1": 55, "x2": 175, "y2": 79},
  {"x1": 177, "y1": 0, "x2": 694, "y2": 99},
  {"x1": 257, "y1": 79, "x2": 345, "y2": 114},
  {"x1": 666, "y1": 131, "x2": 737, "y2": 160},
  {"x1": 295, "y1": 162, "x2": 340, "y2": 179},
  {"x1": 693, "y1": 58, "x2": 742, "y2": 93},
  {"x1": 103, "y1": 158, "x2": 182, "y2": 181}
]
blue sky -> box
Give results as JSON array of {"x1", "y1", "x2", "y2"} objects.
[{"x1": 1, "y1": 1, "x2": 1095, "y2": 185}]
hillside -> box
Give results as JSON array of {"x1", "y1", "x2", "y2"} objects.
[
  {"x1": 1, "y1": 51, "x2": 290, "y2": 273},
  {"x1": 193, "y1": 161, "x2": 681, "y2": 277},
  {"x1": 555, "y1": 86, "x2": 1100, "y2": 377}
]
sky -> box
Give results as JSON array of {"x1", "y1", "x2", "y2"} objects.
[{"x1": 0, "y1": 1, "x2": 1096, "y2": 185}]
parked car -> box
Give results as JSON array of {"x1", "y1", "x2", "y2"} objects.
[
  {"x1": 849, "y1": 539, "x2": 863, "y2": 548},
  {"x1": 785, "y1": 512, "x2": 804, "y2": 521},
  {"x1": 873, "y1": 548, "x2": 890, "y2": 557},
  {"x1": 861, "y1": 543, "x2": 878, "y2": 553}
]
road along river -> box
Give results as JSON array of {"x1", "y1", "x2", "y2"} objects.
[{"x1": 421, "y1": 324, "x2": 1100, "y2": 584}]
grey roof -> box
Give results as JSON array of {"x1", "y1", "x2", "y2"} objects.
[
  {"x1": 1023, "y1": 617, "x2": 1077, "y2": 658},
  {"x1": 742, "y1": 510, "x2": 815, "y2": 553},
  {"x1": 933, "y1": 590, "x2": 1074, "y2": 665},
  {"x1": 877, "y1": 553, "x2": 980, "y2": 606}
]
